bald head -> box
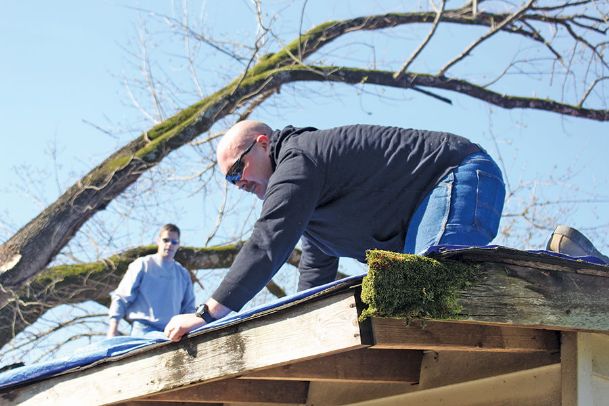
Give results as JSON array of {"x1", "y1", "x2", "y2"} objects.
[{"x1": 217, "y1": 120, "x2": 273, "y2": 174}]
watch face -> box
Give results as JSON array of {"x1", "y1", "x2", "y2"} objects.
[
  {"x1": 195, "y1": 304, "x2": 215, "y2": 323},
  {"x1": 195, "y1": 304, "x2": 207, "y2": 317}
]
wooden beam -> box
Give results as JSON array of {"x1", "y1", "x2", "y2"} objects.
[
  {"x1": 0, "y1": 291, "x2": 363, "y2": 406},
  {"x1": 561, "y1": 332, "x2": 609, "y2": 406},
  {"x1": 116, "y1": 402, "x2": 219, "y2": 406},
  {"x1": 244, "y1": 349, "x2": 422, "y2": 383},
  {"x1": 370, "y1": 319, "x2": 560, "y2": 352},
  {"x1": 362, "y1": 250, "x2": 609, "y2": 333},
  {"x1": 143, "y1": 379, "x2": 308, "y2": 403},
  {"x1": 306, "y1": 382, "x2": 417, "y2": 405},
  {"x1": 419, "y1": 351, "x2": 560, "y2": 389},
  {"x1": 458, "y1": 262, "x2": 609, "y2": 332},
  {"x1": 345, "y1": 364, "x2": 560, "y2": 406}
]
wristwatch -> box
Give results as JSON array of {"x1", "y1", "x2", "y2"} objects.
[{"x1": 195, "y1": 303, "x2": 216, "y2": 324}]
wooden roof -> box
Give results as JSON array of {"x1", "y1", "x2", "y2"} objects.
[{"x1": 2, "y1": 248, "x2": 609, "y2": 405}]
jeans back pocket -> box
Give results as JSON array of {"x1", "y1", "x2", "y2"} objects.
[{"x1": 474, "y1": 169, "x2": 506, "y2": 239}]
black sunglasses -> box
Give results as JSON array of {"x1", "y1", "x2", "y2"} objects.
[{"x1": 225, "y1": 140, "x2": 257, "y2": 184}]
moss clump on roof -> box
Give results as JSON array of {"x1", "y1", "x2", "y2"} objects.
[{"x1": 360, "y1": 250, "x2": 480, "y2": 321}]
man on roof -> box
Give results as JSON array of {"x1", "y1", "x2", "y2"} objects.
[{"x1": 164, "y1": 121, "x2": 505, "y2": 341}]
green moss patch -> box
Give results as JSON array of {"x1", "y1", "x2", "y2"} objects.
[{"x1": 360, "y1": 250, "x2": 479, "y2": 321}]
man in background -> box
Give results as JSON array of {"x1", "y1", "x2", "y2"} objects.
[{"x1": 108, "y1": 224, "x2": 195, "y2": 338}]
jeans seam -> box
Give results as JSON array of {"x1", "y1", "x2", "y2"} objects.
[{"x1": 435, "y1": 180, "x2": 452, "y2": 245}]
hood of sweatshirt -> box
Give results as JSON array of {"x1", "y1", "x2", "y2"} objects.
[{"x1": 269, "y1": 125, "x2": 317, "y2": 171}]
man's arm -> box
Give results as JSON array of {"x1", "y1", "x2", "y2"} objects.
[
  {"x1": 211, "y1": 152, "x2": 322, "y2": 310},
  {"x1": 179, "y1": 264, "x2": 197, "y2": 314},
  {"x1": 165, "y1": 152, "x2": 322, "y2": 341},
  {"x1": 107, "y1": 258, "x2": 144, "y2": 336},
  {"x1": 298, "y1": 234, "x2": 339, "y2": 290},
  {"x1": 107, "y1": 318, "x2": 120, "y2": 338}
]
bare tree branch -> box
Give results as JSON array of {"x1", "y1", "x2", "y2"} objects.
[
  {"x1": 394, "y1": 0, "x2": 446, "y2": 80},
  {"x1": 266, "y1": 65, "x2": 609, "y2": 120},
  {"x1": 439, "y1": 0, "x2": 536, "y2": 76},
  {"x1": 579, "y1": 76, "x2": 609, "y2": 106}
]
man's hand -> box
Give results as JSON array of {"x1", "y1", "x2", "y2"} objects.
[{"x1": 164, "y1": 313, "x2": 205, "y2": 342}]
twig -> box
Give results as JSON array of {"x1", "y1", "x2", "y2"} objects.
[
  {"x1": 205, "y1": 182, "x2": 228, "y2": 247},
  {"x1": 394, "y1": 0, "x2": 446, "y2": 80},
  {"x1": 411, "y1": 86, "x2": 452, "y2": 104},
  {"x1": 439, "y1": 0, "x2": 536, "y2": 76},
  {"x1": 579, "y1": 76, "x2": 609, "y2": 107}
]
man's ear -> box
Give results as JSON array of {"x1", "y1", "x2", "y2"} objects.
[{"x1": 256, "y1": 134, "x2": 270, "y2": 150}]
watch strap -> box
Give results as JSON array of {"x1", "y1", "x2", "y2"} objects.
[{"x1": 195, "y1": 303, "x2": 216, "y2": 324}]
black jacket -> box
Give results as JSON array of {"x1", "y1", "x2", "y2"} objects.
[{"x1": 212, "y1": 124, "x2": 480, "y2": 310}]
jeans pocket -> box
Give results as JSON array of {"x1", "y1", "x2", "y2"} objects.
[
  {"x1": 474, "y1": 169, "x2": 505, "y2": 239},
  {"x1": 404, "y1": 173, "x2": 453, "y2": 254}
]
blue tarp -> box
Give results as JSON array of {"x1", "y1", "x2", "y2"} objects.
[
  {"x1": 1, "y1": 245, "x2": 606, "y2": 391},
  {"x1": 0, "y1": 336, "x2": 167, "y2": 390},
  {"x1": 423, "y1": 244, "x2": 609, "y2": 266}
]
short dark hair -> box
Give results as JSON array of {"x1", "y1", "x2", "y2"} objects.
[{"x1": 160, "y1": 223, "x2": 180, "y2": 238}]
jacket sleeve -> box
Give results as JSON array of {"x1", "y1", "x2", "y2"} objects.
[
  {"x1": 180, "y1": 265, "x2": 197, "y2": 313},
  {"x1": 212, "y1": 151, "x2": 322, "y2": 311},
  {"x1": 108, "y1": 258, "x2": 145, "y2": 320},
  {"x1": 297, "y1": 234, "x2": 338, "y2": 291}
]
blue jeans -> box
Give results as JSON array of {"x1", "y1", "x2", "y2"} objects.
[{"x1": 404, "y1": 151, "x2": 505, "y2": 254}]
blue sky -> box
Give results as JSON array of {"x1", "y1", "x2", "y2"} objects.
[
  {"x1": 0, "y1": 0, "x2": 608, "y2": 365},
  {"x1": 1, "y1": 2, "x2": 133, "y2": 226}
]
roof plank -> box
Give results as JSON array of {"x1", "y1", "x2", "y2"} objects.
[
  {"x1": 1, "y1": 291, "x2": 363, "y2": 406},
  {"x1": 419, "y1": 351, "x2": 560, "y2": 389},
  {"x1": 306, "y1": 381, "x2": 417, "y2": 405},
  {"x1": 115, "y1": 402, "x2": 221, "y2": 406},
  {"x1": 244, "y1": 348, "x2": 422, "y2": 383},
  {"x1": 362, "y1": 249, "x2": 609, "y2": 333},
  {"x1": 369, "y1": 319, "x2": 560, "y2": 352},
  {"x1": 143, "y1": 379, "x2": 308, "y2": 403},
  {"x1": 458, "y1": 262, "x2": 609, "y2": 331}
]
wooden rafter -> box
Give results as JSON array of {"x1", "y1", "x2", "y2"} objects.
[
  {"x1": 368, "y1": 319, "x2": 560, "y2": 352},
  {"x1": 244, "y1": 348, "x2": 422, "y2": 383}
]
